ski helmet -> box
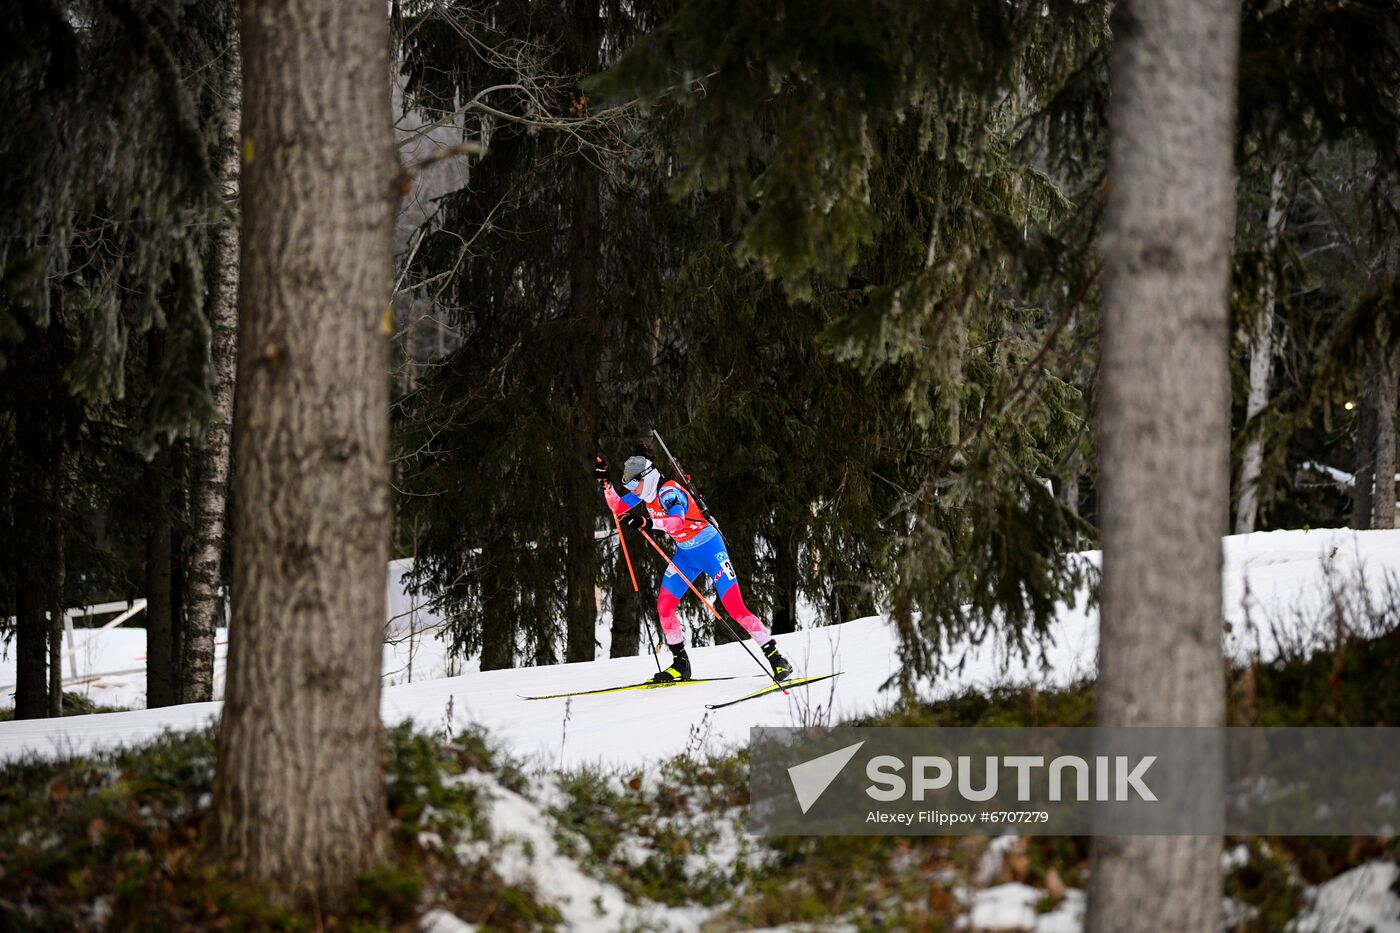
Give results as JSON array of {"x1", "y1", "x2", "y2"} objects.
[{"x1": 621, "y1": 455, "x2": 654, "y2": 487}]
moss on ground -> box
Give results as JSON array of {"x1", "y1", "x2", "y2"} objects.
[{"x1": 0, "y1": 723, "x2": 558, "y2": 931}]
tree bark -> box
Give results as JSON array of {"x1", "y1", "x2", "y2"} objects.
[
  {"x1": 145, "y1": 450, "x2": 176, "y2": 709},
  {"x1": 1090, "y1": 0, "x2": 1238, "y2": 930},
  {"x1": 14, "y1": 585, "x2": 47, "y2": 720},
  {"x1": 1352, "y1": 399, "x2": 1376, "y2": 529},
  {"x1": 1379, "y1": 233, "x2": 1400, "y2": 528},
  {"x1": 170, "y1": 520, "x2": 187, "y2": 702},
  {"x1": 1372, "y1": 327, "x2": 1398, "y2": 530},
  {"x1": 185, "y1": 11, "x2": 241, "y2": 704},
  {"x1": 609, "y1": 540, "x2": 642, "y2": 657},
  {"x1": 1055, "y1": 465, "x2": 1080, "y2": 519},
  {"x1": 772, "y1": 535, "x2": 798, "y2": 635},
  {"x1": 48, "y1": 465, "x2": 66, "y2": 717},
  {"x1": 480, "y1": 538, "x2": 516, "y2": 671},
  {"x1": 562, "y1": 0, "x2": 602, "y2": 665},
  {"x1": 214, "y1": 0, "x2": 394, "y2": 901},
  {"x1": 1235, "y1": 165, "x2": 1287, "y2": 534},
  {"x1": 12, "y1": 424, "x2": 49, "y2": 720}
]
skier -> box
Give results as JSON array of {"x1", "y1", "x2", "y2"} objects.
[{"x1": 596, "y1": 452, "x2": 792, "y2": 684}]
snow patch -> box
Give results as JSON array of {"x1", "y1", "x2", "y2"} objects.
[
  {"x1": 418, "y1": 908, "x2": 478, "y2": 933},
  {"x1": 449, "y1": 769, "x2": 708, "y2": 932},
  {"x1": 1289, "y1": 861, "x2": 1400, "y2": 933},
  {"x1": 959, "y1": 883, "x2": 1085, "y2": 932}
]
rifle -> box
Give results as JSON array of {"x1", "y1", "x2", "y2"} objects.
[{"x1": 651, "y1": 429, "x2": 719, "y2": 531}]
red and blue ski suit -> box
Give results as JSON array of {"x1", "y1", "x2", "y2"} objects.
[{"x1": 603, "y1": 480, "x2": 772, "y2": 647}]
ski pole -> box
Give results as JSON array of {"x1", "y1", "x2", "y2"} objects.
[
  {"x1": 637, "y1": 529, "x2": 788, "y2": 693},
  {"x1": 612, "y1": 511, "x2": 662, "y2": 672},
  {"x1": 613, "y1": 512, "x2": 639, "y2": 593}
]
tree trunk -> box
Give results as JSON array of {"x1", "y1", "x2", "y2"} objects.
[
  {"x1": 564, "y1": 447, "x2": 598, "y2": 662},
  {"x1": 609, "y1": 540, "x2": 642, "y2": 657},
  {"x1": 1372, "y1": 331, "x2": 1398, "y2": 530},
  {"x1": 772, "y1": 535, "x2": 798, "y2": 635},
  {"x1": 562, "y1": 0, "x2": 602, "y2": 665},
  {"x1": 214, "y1": 0, "x2": 394, "y2": 901},
  {"x1": 146, "y1": 450, "x2": 176, "y2": 709},
  {"x1": 48, "y1": 466, "x2": 66, "y2": 717},
  {"x1": 1055, "y1": 464, "x2": 1080, "y2": 519},
  {"x1": 14, "y1": 585, "x2": 47, "y2": 720},
  {"x1": 1090, "y1": 0, "x2": 1239, "y2": 930},
  {"x1": 170, "y1": 520, "x2": 187, "y2": 702},
  {"x1": 185, "y1": 12, "x2": 241, "y2": 704},
  {"x1": 1235, "y1": 165, "x2": 1287, "y2": 534},
  {"x1": 1352, "y1": 399, "x2": 1376, "y2": 529},
  {"x1": 480, "y1": 540, "x2": 516, "y2": 671},
  {"x1": 1379, "y1": 234, "x2": 1400, "y2": 528},
  {"x1": 12, "y1": 426, "x2": 49, "y2": 720}
]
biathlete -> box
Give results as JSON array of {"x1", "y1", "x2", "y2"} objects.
[{"x1": 596, "y1": 453, "x2": 792, "y2": 684}]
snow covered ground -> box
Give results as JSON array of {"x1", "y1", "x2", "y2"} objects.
[
  {"x1": 3, "y1": 528, "x2": 1399, "y2": 933},
  {"x1": 2, "y1": 527, "x2": 1399, "y2": 769}
]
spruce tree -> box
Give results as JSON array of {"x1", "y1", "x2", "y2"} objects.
[
  {"x1": 0, "y1": 0, "x2": 229, "y2": 717},
  {"x1": 591, "y1": 0, "x2": 1106, "y2": 675}
]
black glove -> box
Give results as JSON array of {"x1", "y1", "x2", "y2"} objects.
[
  {"x1": 621, "y1": 512, "x2": 651, "y2": 531},
  {"x1": 593, "y1": 457, "x2": 610, "y2": 488}
]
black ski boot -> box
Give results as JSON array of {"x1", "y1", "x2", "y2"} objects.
[
  {"x1": 652, "y1": 643, "x2": 692, "y2": 683},
  {"x1": 762, "y1": 639, "x2": 792, "y2": 682}
]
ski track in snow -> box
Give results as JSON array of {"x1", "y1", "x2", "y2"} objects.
[{"x1": 2, "y1": 527, "x2": 1399, "y2": 769}]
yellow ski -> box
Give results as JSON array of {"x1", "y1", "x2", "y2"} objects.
[{"x1": 704, "y1": 672, "x2": 842, "y2": 710}]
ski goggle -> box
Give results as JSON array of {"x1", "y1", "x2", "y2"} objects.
[{"x1": 623, "y1": 465, "x2": 655, "y2": 490}]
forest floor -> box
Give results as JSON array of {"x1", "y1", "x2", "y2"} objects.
[{"x1": 1, "y1": 527, "x2": 1399, "y2": 929}]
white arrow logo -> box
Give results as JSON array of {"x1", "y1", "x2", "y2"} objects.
[{"x1": 787, "y1": 741, "x2": 865, "y2": 814}]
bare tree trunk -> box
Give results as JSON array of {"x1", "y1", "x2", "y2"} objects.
[
  {"x1": 214, "y1": 0, "x2": 394, "y2": 901},
  {"x1": 609, "y1": 542, "x2": 642, "y2": 657},
  {"x1": 772, "y1": 535, "x2": 799, "y2": 635},
  {"x1": 185, "y1": 11, "x2": 241, "y2": 704},
  {"x1": 562, "y1": 0, "x2": 602, "y2": 665},
  {"x1": 48, "y1": 466, "x2": 65, "y2": 717},
  {"x1": 1235, "y1": 165, "x2": 1288, "y2": 534},
  {"x1": 1055, "y1": 466, "x2": 1080, "y2": 519},
  {"x1": 170, "y1": 519, "x2": 187, "y2": 702},
  {"x1": 12, "y1": 441, "x2": 47, "y2": 719},
  {"x1": 480, "y1": 538, "x2": 516, "y2": 670},
  {"x1": 564, "y1": 428, "x2": 598, "y2": 663},
  {"x1": 14, "y1": 586, "x2": 47, "y2": 720},
  {"x1": 1352, "y1": 398, "x2": 1376, "y2": 529},
  {"x1": 146, "y1": 450, "x2": 176, "y2": 709},
  {"x1": 1373, "y1": 327, "x2": 1398, "y2": 530},
  {"x1": 1090, "y1": 0, "x2": 1239, "y2": 929}
]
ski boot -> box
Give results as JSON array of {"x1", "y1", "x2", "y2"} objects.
[
  {"x1": 652, "y1": 643, "x2": 692, "y2": 683},
  {"x1": 762, "y1": 639, "x2": 792, "y2": 682}
]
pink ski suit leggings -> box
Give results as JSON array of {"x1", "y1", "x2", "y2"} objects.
[{"x1": 657, "y1": 584, "x2": 770, "y2": 647}]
